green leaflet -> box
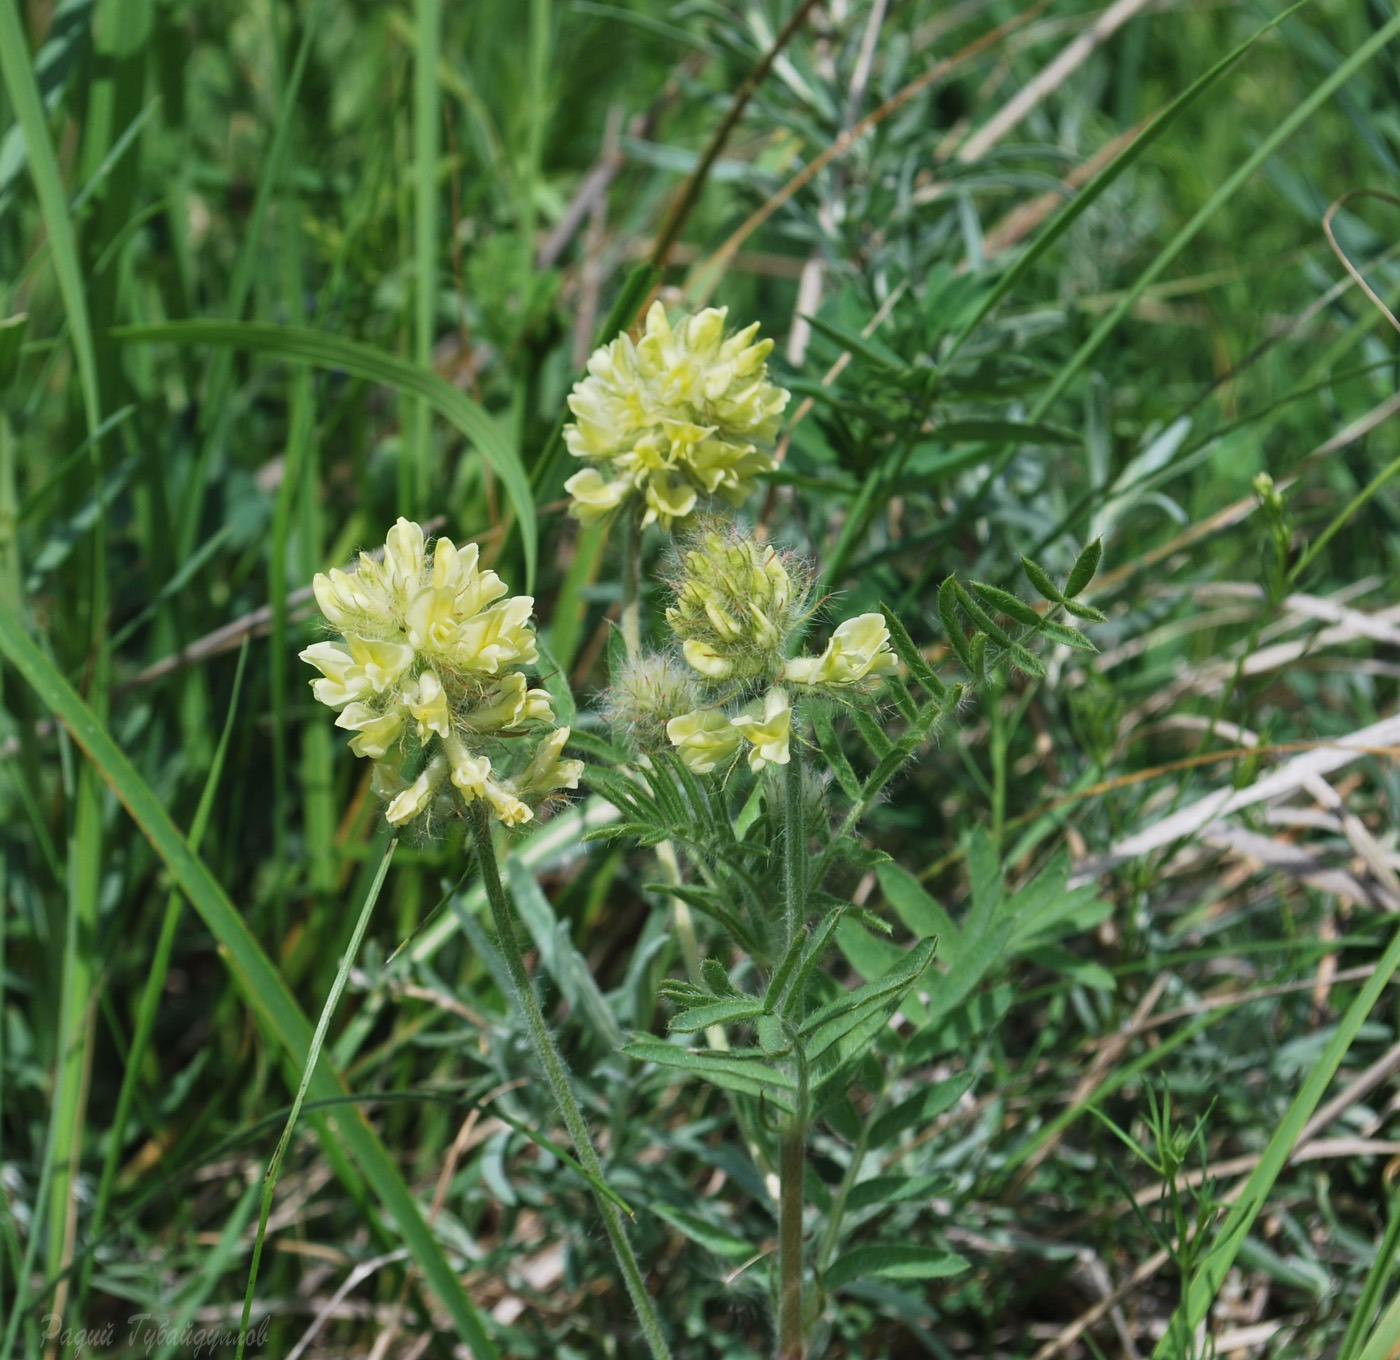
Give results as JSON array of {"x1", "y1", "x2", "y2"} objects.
[{"x1": 824, "y1": 1244, "x2": 969, "y2": 1292}]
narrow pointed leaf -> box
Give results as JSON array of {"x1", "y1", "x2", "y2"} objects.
[
  {"x1": 952, "y1": 581, "x2": 1014, "y2": 648},
  {"x1": 846, "y1": 1173, "x2": 957, "y2": 1212},
  {"x1": 1020, "y1": 555, "x2": 1065, "y2": 603},
  {"x1": 621, "y1": 1038, "x2": 795, "y2": 1111},
  {"x1": 938, "y1": 576, "x2": 975, "y2": 671},
  {"x1": 1065, "y1": 538, "x2": 1103, "y2": 597},
  {"x1": 970, "y1": 581, "x2": 1041, "y2": 628},
  {"x1": 879, "y1": 604, "x2": 946, "y2": 697},
  {"x1": 1037, "y1": 619, "x2": 1096, "y2": 651},
  {"x1": 668, "y1": 998, "x2": 766, "y2": 1034},
  {"x1": 825, "y1": 1245, "x2": 969, "y2": 1292},
  {"x1": 1063, "y1": 599, "x2": 1107, "y2": 623},
  {"x1": 800, "y1": 937, "x2": 938, "y2": 1062},
  {"x1": 869, "y1": 1072, "x2": 978, "y2": 1150}
]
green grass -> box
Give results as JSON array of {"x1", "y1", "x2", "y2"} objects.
[{"x1": 2, "y1": 1, "x2": 1399, "y2": 1356}]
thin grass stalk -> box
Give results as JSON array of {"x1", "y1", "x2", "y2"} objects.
[
  {"x1": 466, "y1": 802, "x2": 673, "y2": 1359},
  {"x1": 235, "y1": 838, "x2": 398, "y2": 1360},
  {"x1": 0, "y1": 1054, "x2": 59, "y2": 1360},
  {"x1": 1336, "y1": 1183, "x2": 1400, "y2": 1360},
  {"x1": 409, "y1": 0, "x2": 441, "y2": 515}
]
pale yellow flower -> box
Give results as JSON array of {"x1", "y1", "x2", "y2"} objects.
[
  {"x1": 513, "y1": 726, "x2": 585, "y2": 800},
  {"x1": 564, "y1": 303, "x2": 789, "y2": 530},
  {"x1": 405, "y1": 670, "x2": 452, "y2": 740},
  {"x1": 730, "y1": 687, "x2": 792, "y2": 772},
  {"x1": 300, "y1": 635, "x2": 414, "y2": 707},
  {"x1": 784, "y1": 613, "x2": 898, "y2": 691},
  {"x1": 444, "y1": 736, "x2": 533, "y2": 826},
  {"x1": 300, "y1": 518, "x2": 578, "y2": 829},
  {"x1": 467, "y1": 672, "x2": 555, "y2": 732},
  {"x1": 385, "y1": 753, "x2": 449, "y2": 827},
  {"x1": 563, "y1": 467, "x2": 630, "y2": 524},
  {"x1": 666, "y1": 707, "x2": 743, "y2": 774},
  {"x1": 335, "y1": 702, "x2": 405, "y2": 760}
]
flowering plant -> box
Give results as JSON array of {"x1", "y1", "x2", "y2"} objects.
[{"x1": 295, "y1": 305, "x2": 1105, "y2": 1360}]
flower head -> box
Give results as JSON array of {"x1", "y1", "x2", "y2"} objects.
[
  {"x1": 301, "y1": 519, "x2": 578, "y2": 830},
  {"x1": 666, "y1": 522, "x2": 810, "y2": 682},
  {"x1": 564, "y1": 303, "x2": 789, "y2": 531}
]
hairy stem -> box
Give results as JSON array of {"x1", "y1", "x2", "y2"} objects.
[
  {"x1": 467, "y1": 803, "x2": 672, "y2": 1360},
  {"x1": 783, "y1": 715, "x2": 806, "y2": 949},
  {"x1": 776, "y1": 721, "x2": 810, "y2": 1358},
  {"x1": 777, "y1": 1125, "x2": 807, "y2": 1360}
]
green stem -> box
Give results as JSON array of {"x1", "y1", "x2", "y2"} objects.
[
  {"x1": 776, "y1": 721, "x2": 810, "y2": 1359},
  {"x1": 236, "y1": 838, "x2": 397, "y2": 1360},
  {"x1": 776, "y1": 1126, "x2": 807, "y2": 1360},
  {"x1": 466, "y1": 803, "x2": 673, "y2": 1360},
  {"x1": 783, "y1": 714, "x2": 806, "y2": 949},
  {"x1": 621, "y1": 508, "x2": 643, "y2": 660}
]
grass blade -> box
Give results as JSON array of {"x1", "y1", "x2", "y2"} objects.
[
  {"x1": 236, "y1": 837, "x2": 396, "y2": 1359},
  {"x1": 1151, "y1": 918, "x2": 1400, "y2": 1354},
  {"x1": 0, "y1": 1, "x2": 100, "y2": 433},
  {"x1": 111, "y1": 319, "x2": 538, "y2": 590},
  {"x1": 409, "y1": 0, "x2": 442, "y2": 513}
]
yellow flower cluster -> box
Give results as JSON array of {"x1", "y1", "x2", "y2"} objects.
[
  {"x1": 564, "y1": 303, "x2": 789, "y2": 531},
  {"x1": 641, "y1": 526, "x2": 898, "y2": 776},
  {"x1": 301, "y1": 519, "x2": 582, "y2": 828}
]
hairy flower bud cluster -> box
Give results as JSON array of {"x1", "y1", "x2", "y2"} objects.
[
  {"x1": 664, "y1": 524, "x2": 811, "y2": 681},
  {"x1": 600, "y1": 654, "x2": 700, "y2": 755},
  {"x1": 564, "y1": 303, "x2": 790, "y2": 531},
  {"x1": 301, "y1": 518, "x2": 582, "y2": 829},
  {"x1": 638, "y1": 526, "x2": 899, "y2": 776}
]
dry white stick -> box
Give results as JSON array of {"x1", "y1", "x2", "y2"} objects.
[{"x1": 956, "y1": 0, "x2": 1160, "y2": 163}]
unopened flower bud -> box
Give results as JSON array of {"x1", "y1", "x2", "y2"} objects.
[{"x1": 604, "y1": 653, "x2": 701, "y2": 754}]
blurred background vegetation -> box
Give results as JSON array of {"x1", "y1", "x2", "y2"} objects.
[{"x1": 2, "y1": 0, "x2": 1399, "y2": 1355}]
